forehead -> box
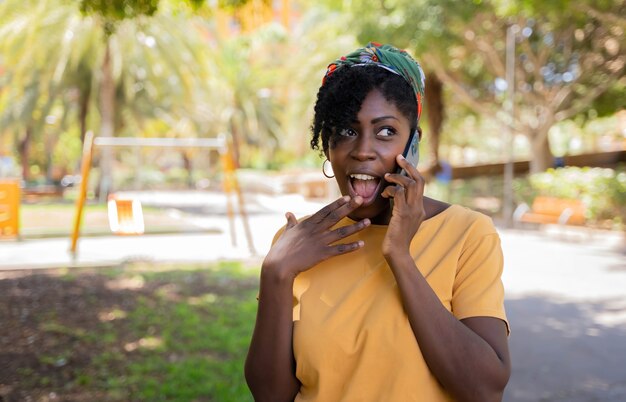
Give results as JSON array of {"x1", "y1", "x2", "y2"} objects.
[{"x1": 356, "y1": 89, "x2": 408, "y2": 124}]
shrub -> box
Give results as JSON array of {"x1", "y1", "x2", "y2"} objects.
[{"x1": 515, "y1": 165, "x2": 626, "y2": 229}]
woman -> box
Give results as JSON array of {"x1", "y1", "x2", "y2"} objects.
[{"x1": 245, "y1": 42, "x2": 510, "y2": 402}]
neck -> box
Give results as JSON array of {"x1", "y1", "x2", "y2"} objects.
[
  {"x1": 348, "y1": 204, "x2": 393, "y2": 226},
  {"x1": 348, "y1": 197, "x2": 450, "y2": 226}
]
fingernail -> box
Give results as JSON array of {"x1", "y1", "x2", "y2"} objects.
[
  {"x1": 358, "y1": 240, "x2": 365, "y2": 247},
  {"x1": 363, "y1": 218, "x2": 370, "y2": 226},
  {"x1": 342, "y1": 195, "x2": 350, "y2": 202},
  {"x1": 398, "y1": 154, "x2": 405, "y2": 160}
]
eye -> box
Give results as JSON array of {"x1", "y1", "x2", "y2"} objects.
[
  {"x1": 339, "y1": 128, "x2": 357, "y2": 137},
  {"x1": 377, "y1": 127, "x2": 396, "y2": 137}
]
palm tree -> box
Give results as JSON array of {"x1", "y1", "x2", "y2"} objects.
[
  {"x1": 0, "y1": 0, "x2": 220, "y2": 191},
  {"x1": 206, "y1": 5, "x2": 359, "y2": 169},
  {"x1": 0, "y1": 0, "x2": 99, "y2": 181}
]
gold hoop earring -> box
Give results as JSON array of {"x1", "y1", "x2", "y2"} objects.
[{"x1": 322, "y1": 159, "x2": 334, "y2": 178}]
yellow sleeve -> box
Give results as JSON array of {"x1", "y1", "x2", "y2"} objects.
[{"x1": 451, "y1": 230, "x2": 509, "y2": 332}]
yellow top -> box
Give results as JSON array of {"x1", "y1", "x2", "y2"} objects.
[{"x1": 291, "y1": 205, "x2": 508, "y2": 401}]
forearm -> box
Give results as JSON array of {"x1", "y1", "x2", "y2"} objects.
[
  {"x1": 386, "y1": 252, "x2": 509, "y2": 402},
  {"x1": 245, "y1": 267, "x2": 300, "y2": 402}
]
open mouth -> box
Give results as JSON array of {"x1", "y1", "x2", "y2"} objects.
[{"x1": 348, "y1": 173, "x2": 382, "y2": 204}]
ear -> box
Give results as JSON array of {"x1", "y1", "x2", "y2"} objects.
[
  {"x1": 324, "y1": 149, "x2": 330, "y2": 161},
  {"x1": 417, "y1": 126, "x2": 423, "y2": 142}
]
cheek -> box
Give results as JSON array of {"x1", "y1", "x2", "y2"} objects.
[
  {"x1": 327, "y1": 133, "x2": 346, "y2": 149},
  {"x1": 328, "y1": 142, "x2": 349, "y2": 163},
  {"x1": 382, "y1": 143, "x2": 405, "y2": 166}
]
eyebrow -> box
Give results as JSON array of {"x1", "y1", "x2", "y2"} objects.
[
  {"x1": 351, "y1": 115, "x2": 400, "y2": 125},
  {"x1": 371, "y1": 115, "x2": 400, "y2": 124}
]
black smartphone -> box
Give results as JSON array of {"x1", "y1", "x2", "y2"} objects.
[
  {"x1": 397, "y1": 129, "x2": 420, "y2": 176},
  {"x1": 390, "y1": 130, "x2": 420, "y2": 209}
]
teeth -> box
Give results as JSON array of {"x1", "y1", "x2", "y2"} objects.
[{"x1": 350, "y1": 174, "x2": 376, "y2": 180}]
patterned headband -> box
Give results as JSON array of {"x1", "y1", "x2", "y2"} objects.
[{"x1": 322, "y1": 42, "x2": 426, "y2": 122}]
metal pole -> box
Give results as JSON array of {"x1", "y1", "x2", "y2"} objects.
[
  {"x1": 93, "y1": 137, "x2": 225, "y2": 148},
  {"x1": 503, "y1": 24, "x2": 518, "y2": 227},
  {"x1": 70, "y1": 131, "x2": 94, "y2": 254}
]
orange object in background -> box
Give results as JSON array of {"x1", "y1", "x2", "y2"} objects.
[
  {"x1": 0, "y1": 179, "x2": 20, "y2": 238},
  {"x1": 107, "y1": 197, "x2": 144, "y2": 235}
]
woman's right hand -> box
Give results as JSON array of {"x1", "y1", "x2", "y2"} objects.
[{"x1": 262, "y1": 195, "x2": 370, "y2": 280}]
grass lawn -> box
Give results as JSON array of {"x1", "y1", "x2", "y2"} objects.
[
  {"x1": 18, "y1": 202, "x2": 212, "y2": 238},
  {"x1": 0, "y1": 261, "x2": 259, "y2": 401}
]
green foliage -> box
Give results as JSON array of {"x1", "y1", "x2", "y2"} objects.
[
  {"x1": 219, "y1": 0, "x2": 251, "y2": 10},
  {"x1": 122, "y1": 293, "x2": 256, "y2": 400},
  {"x1": 51, "y1": 127, "x2": 83, "y2": 174},
  {"x1": 589, "y1": 81, "x2": 626, "y2": 119},
  {"x1": 323, "y1": 0, "x2": 488, "y2": 61},
  {"x1": 98, "y1": 263, "x2": 258, "y2": 401},
  {"x1": 493, "y1": 0, "x2": 623, "y2": 20},
  {"x1": 3, "y1": 0, "x2": 622, "y2": 174},
  {"x1": 517, "y1": 166, "x2": 626, "y2": 228},
  {"x1": 205, "y1": 6, "x2": 359, "y2": 169},
  {"x1": 1, "y1": 0, "x2": 225, "y2": 179},
  {"x1": 79, "y1": 0, "x2": 161, "y2": 20},
  {"x1": 327, "y1": 0, "x2": 625, "y2": 172},
  {"x1": 80, "y1": 0, "x2": 160, "y2": 36},
  {"x1": 17, "y1": 262, "x2": 260, "y2": 401}
]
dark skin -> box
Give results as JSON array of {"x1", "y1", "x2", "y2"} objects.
[{"x1": 245, "y1": 89, "x2": 510, "y2": 402}]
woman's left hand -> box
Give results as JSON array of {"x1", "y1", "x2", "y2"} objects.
[{"x1": 381, "y1": 154, "x2": 426, "y2": 258}]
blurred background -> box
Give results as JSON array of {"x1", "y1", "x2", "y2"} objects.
[{"x1": 0, "y1": 0, "x2": 625, "y2": 401}]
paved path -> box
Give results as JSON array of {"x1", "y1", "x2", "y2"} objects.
[
  {"x1": 1, "y1": 195, "x2": 625, "y2": 401},
  {"x1": 0, "y1": 192, "x2": 324, "y2": 270},
  {"x1": 500, "y1": 228, "x2": 626, "y2": 401}
]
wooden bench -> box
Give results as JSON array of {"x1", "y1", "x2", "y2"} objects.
[
  {"x1": 514, "y1": 196, "x2": 586, "y2": 226},
  {"x1": 22, "y1": 185, "x2": 64, "y2": 202}
]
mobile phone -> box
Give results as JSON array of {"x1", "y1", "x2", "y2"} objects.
[{"x1": 397, "y1": 129, "x2": 420, "y2": 176}]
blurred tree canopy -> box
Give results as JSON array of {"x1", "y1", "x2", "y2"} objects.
[
  {"x1": 79, "y1": 0, "x2": 221, "y2": 198},
  {"x1": 0, "y1": 0, "x2": 356, "y2": 184},
  {"x1": 0, "y1": 0, "x2": 232, "y2": 184},
  {"x1": 80, "y1": 0, "x2": 160, "y2": 15},
  {"x1": 327, "y1": 0, "x2": 625, "y2": 172},
  {"x1": 0, "y1": 0, "x2": 624, "y2": 188}
]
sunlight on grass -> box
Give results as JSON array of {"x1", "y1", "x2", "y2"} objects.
[
  {"x1": 105, "y1": 275, "x2": 146, "y2": 290},
  {"x1": 1, "y1": 260, "x2": 259, "y2": 401},
  {"x1": 93, "y1": 261, "x2": 258, "y2": 401},
  {"x1": 187, "y1": 292, "x2": 219, "y2": 305},
  {"x1": 97, "y1": 308, "x2": 128, "y2": 322},
  {"x1": 124, "y1": 336, "x2": 164, "y2": 352}
]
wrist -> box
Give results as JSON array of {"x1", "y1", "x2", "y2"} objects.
[
  {"x1": 383, "y1": 248, "x2": 413, "y2": 267},
  {"x1": 261, "y1": 261, "x2": 297, "y2": 285}
]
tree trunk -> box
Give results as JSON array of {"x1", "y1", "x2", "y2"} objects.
[
  {"x1": 18, "y1": 127, "x2": 33, "y2": 182},
  {"x1": 45, "y1": 132, "x2": 62, "y2": 183},
  {"x1": 424, "y1": 72, "x2": 444, "y2": 179},
  {"x1": 529, "y1": 130, "x2": 554, "y2": 173},
  {"x1": 98, "y1": 39, "x2": 115, "y2": 202},
  {"x1": 229, "y1": 116, "x2": 242, "y2": 169},
  {"x1": 79, "y1": 82, "x2": 91, "y2": 145},
  {"x1": 182, "y1": 151, "x2": 193, "y2": 188}
]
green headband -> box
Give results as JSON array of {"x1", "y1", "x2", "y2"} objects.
[{"x1": 322, "y1": 42, "x2": 426, "y2": 121}]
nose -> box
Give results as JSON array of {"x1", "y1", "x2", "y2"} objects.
[{"x1": 350, "y1": 133, "x2": 376, "y2": 161}]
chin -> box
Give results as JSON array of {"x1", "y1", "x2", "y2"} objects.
[{"x1": 350, "y1": 198, "x2": 390, "y2": 223}]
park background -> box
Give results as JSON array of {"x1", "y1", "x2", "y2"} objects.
[{"x1": 0, "y1": 0, "x2": 625, "y2": 401}]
